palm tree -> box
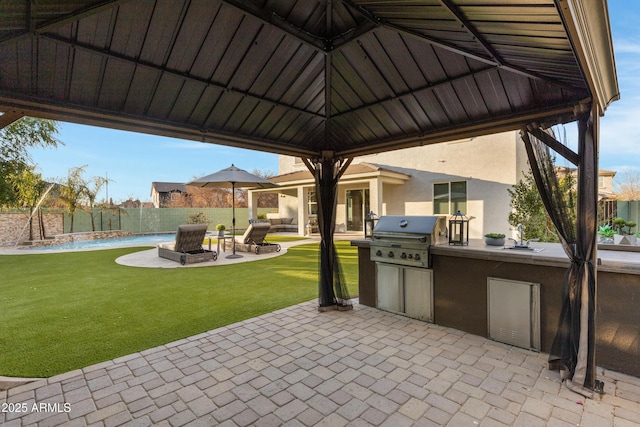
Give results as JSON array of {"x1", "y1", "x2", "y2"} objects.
[
  {"x1": 58, "y1": 166, "x2": 88, "y2": 233},
  {"x1": 84, "y1": 176, "x2": 107, "y2": 231}
]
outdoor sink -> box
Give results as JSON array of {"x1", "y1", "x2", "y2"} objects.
[
  {"x1": 503, "y1": 233, "x2": 544, "y2": 252},
  {"x1": 503, "y1": 245, "x2": 544, "y2": 253}
]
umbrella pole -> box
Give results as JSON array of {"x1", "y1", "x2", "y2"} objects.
[{"x1": 227, "y1": 182, "x2": 242, "y2": 259}]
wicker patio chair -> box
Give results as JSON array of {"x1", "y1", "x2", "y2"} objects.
[
  {"x1": 224, "y1": 222, "x2": 281, "y2": 254},
  {"x1": 158, "y1": 224, "x2": 217, "y2": 265}
]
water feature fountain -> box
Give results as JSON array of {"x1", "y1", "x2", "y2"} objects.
[
  {"x1": 14, "y1": 183, "x2": 56, "y2": 246},
  {"x1": 137, "y1": 203, "x2": 159, "y2": 234}
]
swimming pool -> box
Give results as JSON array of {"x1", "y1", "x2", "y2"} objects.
[{"x1": 31, "y1": 233, "x2": 177, "y2": 251}]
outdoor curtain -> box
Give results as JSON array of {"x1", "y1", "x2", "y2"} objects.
[
  {"x1": 304, "y1": 156, "x2": 352, "y2": 310},
  {"x1": 521, "y1": 116, "x2": 601, "y2": 397}
]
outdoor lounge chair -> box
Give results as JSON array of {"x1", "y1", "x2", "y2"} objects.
[
  {"x1": 158, "y1": 224, "x2": 217, "y2": 265},
  {"x1": 223, "y1": 222, "x2": 281, "y2": 254}
]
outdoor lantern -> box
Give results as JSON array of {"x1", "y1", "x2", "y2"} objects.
[
  {"x1": 365, "y1": 211, "x2": 379, "y2": 239},
  {"x1": 448, "y1": 210, "x2": 470, "y2": 245}
]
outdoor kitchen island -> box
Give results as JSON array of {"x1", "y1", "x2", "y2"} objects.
[{"x1": 351, "y1": 238, "x2": 640, "y2": 379}]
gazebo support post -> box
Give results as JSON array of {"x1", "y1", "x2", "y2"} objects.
[
  {"x1": 570, "y1": 106, "x2": 600, "y2": 394},
  {"x1": 522, "y1": 104, "x2": 602, "y2": 397},
  {"x1": 304, "y1": 153, "x2": 353, "y2": 311}
]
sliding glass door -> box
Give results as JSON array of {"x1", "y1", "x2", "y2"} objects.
[{"x1": 346, "y1": 189, "x2": 370, "y2": 232}]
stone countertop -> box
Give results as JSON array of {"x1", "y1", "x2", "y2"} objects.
[{"x1": 351, "y1": 238, "x2": 640, "y2": 275}]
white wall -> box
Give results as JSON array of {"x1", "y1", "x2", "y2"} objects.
[
  {"x1": 356, "y1": 132, "x2": 525, "y2": 238},
  {"x1": 277, "y1": 189, "x2": 299, "y2": 221},
  {"x1": 277, "y1": 131, "x2": 529, "y2": 238}
]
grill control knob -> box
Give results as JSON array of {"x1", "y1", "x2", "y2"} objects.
[
  {"x1": 388, "y1": 251, "x2": 394, "y2": 258},
  {"x1": 414, "y1": 253, "x2": 421, "y2": 261},
  {"x1": 400, "y1": 252, "x2": 407, "y2": 259},
  {"x1": 376, "y1": 250, "x2": 382, "y2": 256},
  {"x1": 408, "y1": 254, "x2": 413, "y2": 259}
]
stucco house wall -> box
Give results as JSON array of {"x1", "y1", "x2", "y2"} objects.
[
  {"x1": 273, "y1": 131, "x2": 528, "y2": 239},
  {"x1": 278, "y1": 190, "x2": 299, "y2": 221},
  {"x1": 358, "y1": 132, "x2": 525, "y2": 238},
  {"x1": 270, "y1": 131, "x2": 614, "y2": 239}
]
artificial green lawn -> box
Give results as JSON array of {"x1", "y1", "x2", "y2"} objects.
[{"x1": 0, "y1": 240, "x2": 358, "y2": 377}]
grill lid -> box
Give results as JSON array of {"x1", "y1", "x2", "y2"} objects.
[{"x1": 372, "y1": 216, "x2": 445, "y2": 239}]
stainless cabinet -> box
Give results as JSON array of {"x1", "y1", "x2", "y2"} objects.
[
  {"x1": 487, "y1": 277, "x2": 540, "y2": 350},
  {"x1": 376, "y1": 263, "x2": 433, "y2": 322},
  {"x1": 376, "y1": 263, "x2": 403, "y2": 313}
]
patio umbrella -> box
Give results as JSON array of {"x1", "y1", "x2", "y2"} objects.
[{"x1": 187, "y1": 164, "x2": 277, "y2": 258}]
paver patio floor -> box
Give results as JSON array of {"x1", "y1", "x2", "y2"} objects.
[{"x1": 2, "y1": 300, "x2": 639, "y2": 426}]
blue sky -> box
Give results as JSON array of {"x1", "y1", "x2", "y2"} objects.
[
  {"x1": 28, "y1": 1, "x2": 638, "y2": 203},
  {"x1": 586, "y1": 0, "x2": 640, "y2": 172},
  {"x1": 31, "y1": 125, "x2": 279, "y2": 203}
]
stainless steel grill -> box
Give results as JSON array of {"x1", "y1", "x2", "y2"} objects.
[
  {"x1": 370, "y1": 215, "x2": 447, "y2": 268},
  {"x1": 370, "y1": 215, "x2": 446, "y2": 322}
]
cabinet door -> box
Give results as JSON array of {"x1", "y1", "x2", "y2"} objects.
[
  {"x1": 488, "y1": 278, "x2": 539, "y2": 350},
  {"x1": 404, "y1": 268, "x2": 433, "y2": 322},
  {"x1": 376, "y1": 263, "x2": 402, "y2": 314}
]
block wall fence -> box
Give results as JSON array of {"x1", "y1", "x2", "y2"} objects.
[{"x1": 0, "y1": 207, "x2": 275, "y2": 246}]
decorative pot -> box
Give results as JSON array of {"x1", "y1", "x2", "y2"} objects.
[
  {"x1": 484, "y1": 237, "x2": 505, "y2": 246},
  {"x1": 217, "y1": 230, "x2": 225, "y2": 238},
  {"x1": 614, "y1": 234, "x2": 637, "y2": 245}
]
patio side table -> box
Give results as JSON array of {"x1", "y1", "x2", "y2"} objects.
[{"x1": 217, "y1": 235, "x2": 231, "y2": 253}]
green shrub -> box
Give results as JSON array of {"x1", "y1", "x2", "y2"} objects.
[
  {"x1": 598, "y1": 224, "x2": 615, "y2": 237},
  {"x1": 484, "y1": 233, "x2": 505, "y2": 239}
]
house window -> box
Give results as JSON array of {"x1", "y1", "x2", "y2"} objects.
[
  {"x1": 434, "y1": 181, "x2": 467, "y2": 215},
  {"x1": 598, "y1": 176, "x2": 605, "y2": 188},
  {"x1": 307, "y1": 190, "x2": 319, "y2": 232}
]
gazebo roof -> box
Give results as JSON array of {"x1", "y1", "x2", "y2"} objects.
[{"x1": 0, "y1": 0, "x2": 618, "y2": 158}]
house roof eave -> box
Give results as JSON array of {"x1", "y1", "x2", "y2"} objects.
[{"x1": 257, "y1": 163, "x2": 410, "y2": 191}]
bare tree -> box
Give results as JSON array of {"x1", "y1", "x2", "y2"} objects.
[
  {"x1": 251, "y1": 168, "x2": 278, "y2": 208},
  {"x1": 170, "y1": 169, "x2": 278, "y2": 208},
  {"x1": 167, "y1": 192, "x2": 191, "y2": 208},
  {"x1": 170, "y1": 186, "x2": 232, "y2": 208},
  {"x1": 119, "y1": 197, "x2": 142, "y2": 208},
  {"x1": 613, "y1": 169, "x2": 640, "y2": 201},
  {"x1": 235, "y1": 188, "x2": 248, "y2": 208}
]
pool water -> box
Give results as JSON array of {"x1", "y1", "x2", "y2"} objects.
[{"x1": 32, "y1": 233, "x2": 177, "y2": 251}]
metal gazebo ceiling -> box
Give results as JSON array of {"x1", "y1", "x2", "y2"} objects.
[{"x1": 0, "y1": 0, "x2": 618, "y2": 158}]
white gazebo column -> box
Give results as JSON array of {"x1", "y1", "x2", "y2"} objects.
[
  {"x1": 247, "y1": 190, "x2": 259, "y2": 221},
  {"x1": 369, "y1": 177, "x2": 384, "y2": 216},
  {"x1": 297, "y1": 186, "x2": 306, "y2": 236}
]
